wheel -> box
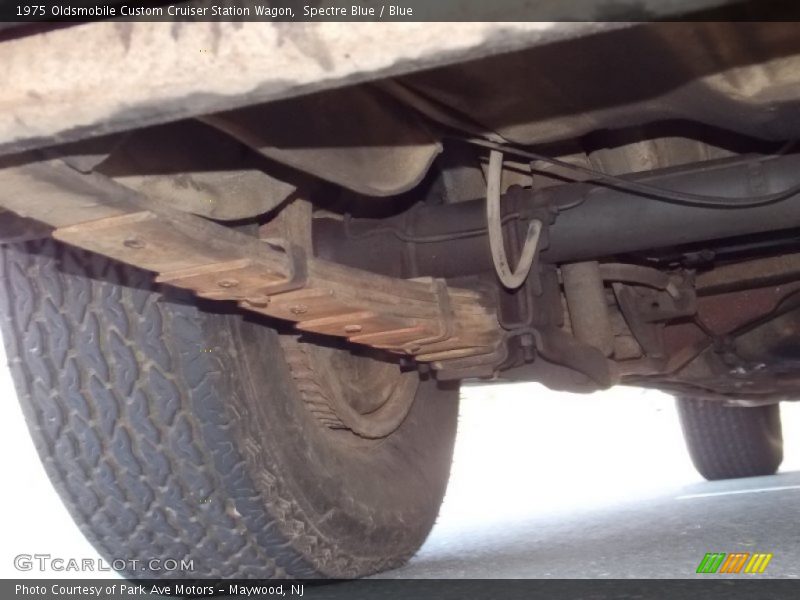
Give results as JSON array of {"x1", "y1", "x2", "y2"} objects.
[
  {"x1": 676, "y1": 397, "x2": 783, "y2": 481},
  {"x1": 0, "y1": 239, "x2": 458, "y2": 578}
]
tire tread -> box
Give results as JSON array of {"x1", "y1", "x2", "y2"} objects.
[{"x1": 677, "y1": 397, "x2": 783, "y2": 481}]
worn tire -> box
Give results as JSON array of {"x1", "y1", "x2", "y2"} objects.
[
  {"x1": 0, "y1": 240, "x2": 458, "y2": 578},
  {"x1": 676, "y1": 397, "x2": 783, "y2": 481}
]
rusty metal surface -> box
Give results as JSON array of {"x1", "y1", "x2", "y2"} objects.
[
  {"x1": 660, "y1": 284, "x2": 800, "y2": 368},
  {"x1": 201, "y1": 86, "x2": 441, "y2": 196},
  {"x1": 97, "y1": 120, "x2": 297, "y2": 220},
  {"x1": 561, "y1": 262, "x2": 613, "y2": 357},
  {"x1": 0, "y1": 159, "x2": 502, "y2": 365},
  {"x1": 634, "y1": 282, "x2": 800, "y2": 399},
  {"x1": 696, "y1": 253, "x2": 800, "y2": 296},
  {"x1": 402, "y1": 22, "x2": 800, "y2": 146},
  {"x1": 696, "y1": 285, "x2": 800, "y2": 336},
  {"x1": 0, "y1": 21, "x2": 621, "y2": 157},
  {"x1": 535, "y1": 325, "x2": 614, "y2": 388},
  {"x1": 4, "y1": 20, "x2": 800, "y2": 200},
  {"x1": 115, "y1": 170, "x2": 295, "y2": 220}
]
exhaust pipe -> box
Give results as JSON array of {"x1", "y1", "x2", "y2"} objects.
[{"x1": 315, "y1": 153, "x2": 800, "y2": 277}]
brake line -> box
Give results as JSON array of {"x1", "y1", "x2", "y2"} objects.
[
  {"x1": 486, "y1": 149, "x2": 543, "y2": 289},
  {"x1": 382, "y1": 80, "x2": 800, "y2": 209},
  {"x1": 468, "y1": 137, "x2": 800, "y2": 209}
]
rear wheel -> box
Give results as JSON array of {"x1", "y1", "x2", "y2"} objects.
[
  {"x1": 676, "y1": 397, "x2": 783, "y2": 481},
  {"x1": 0, "y1": 240, "x2": 458, "y2": 578}
]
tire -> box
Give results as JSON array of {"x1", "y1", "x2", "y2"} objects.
[
  {"x1": 676, "y1": 397, "x2": 783, "y2": 481},
  {"x1": 0, "y1": 240, "x2": 459, "y2": 579}
]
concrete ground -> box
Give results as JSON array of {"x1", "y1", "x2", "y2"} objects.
[
  {"x1": 376, "y1": 385, "x2": 800, "y2": 579},
  {"x1": 383, "y1": 470, "x2": 800, "y2": 579}
]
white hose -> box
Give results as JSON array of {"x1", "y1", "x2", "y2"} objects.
[{"x1": 486, "y1": 149, "x2": 542, "y2": 289}]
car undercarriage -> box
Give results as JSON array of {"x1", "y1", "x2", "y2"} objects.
[
  {"x1": 1, "y1": 18, "x2": 799, "y2": 578},
  {"x1": 5, "y1": 22, "x2": 800, "y2": 400}
]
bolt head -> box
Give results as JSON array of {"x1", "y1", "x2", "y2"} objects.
[
  {"x1": 290, "y1": 305, "x2": 308, "y2": 315},
  {"x1": 123, "y1": 238, "x2": 145, "y2": 249}
]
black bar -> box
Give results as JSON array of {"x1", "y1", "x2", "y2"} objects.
[
  {"x1": 316, "y1": 153, "x2": 800, "y2": 277},
  {"x1": 1, "y1": 0, "x2": 800, "y2": 23},
  {"x1": 3, "y1": 578, "x2": 800, "y2": 600}
]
